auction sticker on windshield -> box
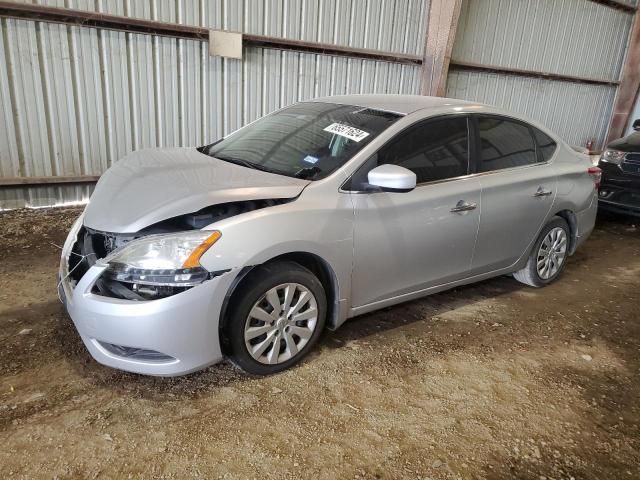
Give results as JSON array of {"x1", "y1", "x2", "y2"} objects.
[{"x1": 323, "y1": 123, "x2": 370, "y2": 142}]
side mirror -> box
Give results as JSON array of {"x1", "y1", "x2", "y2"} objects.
[
  {"x1": 367, "y1": 164, "x2": 416, "y2": 192},
  {"x1": 633, "y1": 119, "x2": 640, "y2": 132}
]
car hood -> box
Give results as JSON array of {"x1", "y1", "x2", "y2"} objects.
[
  {"x1": 608, "y1": 131, "x2": 640, "y2": 152},
  {"x1": 84, "y1": 147, "x2": 310, "y2": 233}
]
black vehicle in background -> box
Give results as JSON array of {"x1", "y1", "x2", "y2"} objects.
[{"x1": 598, "y1": 119, "x2": 640, "y2": 216}]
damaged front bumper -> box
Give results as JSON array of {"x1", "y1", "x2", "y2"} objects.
[{"x1": 58, "y1": 238, "x2": 238, "y2": 376}]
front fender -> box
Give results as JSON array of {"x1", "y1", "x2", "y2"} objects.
[{"x1": 198, "y1": 191, "x2": 354, "y2": 317}]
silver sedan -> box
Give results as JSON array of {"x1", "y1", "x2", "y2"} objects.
[{"x1": 58, "y1": 95, "x2": 600, "y2": 376}]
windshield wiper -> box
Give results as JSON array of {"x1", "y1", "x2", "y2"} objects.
[
  {"x1": 213, "y1": 155, "x2": 280, "y2": 175},
  {"x1": 294, "y1": 166, "x2": 322, "y2": 180}
]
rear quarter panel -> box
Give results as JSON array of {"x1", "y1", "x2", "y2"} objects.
[{"x1": 551, "y1": 145, "x2": 598, "y2": 238}]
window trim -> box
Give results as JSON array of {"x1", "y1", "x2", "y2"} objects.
[
  {"x1": 340, "y1": 113, "x2": 472, "y2": 192},
  {"x1": 340, "y1": 112, "x2": 559, "y2": 194},
  {"x1": 340, "y1": 155, "x2": 554, "y2": 194}
]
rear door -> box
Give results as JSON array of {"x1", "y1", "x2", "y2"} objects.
[
  {"x1": 470, "y1": 115, "x2": 557, "y2": 273},
  {"x1": 350, "y1": 115, "x2": 481, "y2": 307}
]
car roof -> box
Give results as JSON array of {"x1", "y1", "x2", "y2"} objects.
[
  {"x1": 311, "y1": 94, "x2": 481, "y2": 115},
  {"x1": 309, "y1": 94, "x2": 564, "y2": 146}
]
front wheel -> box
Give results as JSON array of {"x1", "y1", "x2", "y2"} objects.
[
  {"x1": 513, "y1": 216, "x2": 570, "y2": 288},
  {"x1": 225, "y1": 261, "x2": 326, "y2": 375}
]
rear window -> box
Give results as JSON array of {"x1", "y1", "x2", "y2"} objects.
[{"x1": 199, "y1": 102, "x2": 401, "y2": 180}]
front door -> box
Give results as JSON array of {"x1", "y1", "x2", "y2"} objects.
[{"x1": 349, "y1": 116, "x2": 481, "y2": 308}]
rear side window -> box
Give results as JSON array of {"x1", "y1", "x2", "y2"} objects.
[
  {"x1": 476, "y1": 116, "x2": 538, "y2": 172},
  {"x1": 532, "y1": 127, "x2": 557, "y2": 162},
  {"x1": 377, "y1": 117, "x2": 469, "y2": 184}
]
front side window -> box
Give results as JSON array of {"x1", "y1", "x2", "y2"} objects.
[
  {"x1": 379, "y1": 117, "x2": 469, "y2": 184},
  {"x1": 476, "y1": 116, "x2": 538, "y2": 172},
  {"x1": 198, "y1": 102, "x2": 401, "y2": 180},
  {"x1": 347, "y1": 117, "x2": 469, "y2": 190}
]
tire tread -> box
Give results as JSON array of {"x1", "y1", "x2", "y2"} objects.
[
  {"x1": 223, "y1": 261, "x2": 326, "y2": 375},
  {"x1": 513, "y1": 216, "x2": 570, "y2": 288}
]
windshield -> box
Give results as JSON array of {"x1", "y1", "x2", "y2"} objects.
[{"x1": 198, "y1": 102, "x2": 401, "y2": 180}]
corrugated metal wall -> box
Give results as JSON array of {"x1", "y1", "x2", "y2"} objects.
[
  {"x1": 448, "y1": 0, "x2": 635, "y2": 149},
  {"x1": 1, "y1": 0, "x2": 637, "y2": 209},
  {"x1": 447, "y1": 70, "x2": 618, "y2": 147},
  {"x1": 452, "y1": 0, "x2": 631, "y2": 80},
  {"x1": 0, "y1": 0, "x2": 428, "y2": 209},
  {"x1": 12, "y1": 0, "x2": 428, "y2": 56}
]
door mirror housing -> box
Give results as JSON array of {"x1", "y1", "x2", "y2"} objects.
[
  {"x1": 633, "y1": 119, "x2": 640, "y2": 132},
  {"x1": 367, "y1": 164, "x2": 417, "y2": 192}
]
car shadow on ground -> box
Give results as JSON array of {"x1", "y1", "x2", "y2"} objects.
[
  {"x1": 322, "y1": 275, "x2": 523, "y2": 350},
  {"x1": 2, "y1": 207, "x2": 640, "y2": 478},
  {"x1": 4, "y1": 209, "x2": 637, "y2": 403},
  {"x1": 21, "y1": 274, "x2": 522, "y2": 398},
  {"x1": 0, "y1": 273, "x2": 523, "y2": 400}
]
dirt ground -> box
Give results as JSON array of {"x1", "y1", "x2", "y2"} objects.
[{"x1": 0, "y1": 207, "x2": 638, "y2": 480}]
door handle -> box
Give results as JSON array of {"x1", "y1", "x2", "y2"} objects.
[
  {"x1": 450, "y1": 200, "x2": 477, "y2": 213},
  {"x1": 533, "y1": 187, "x2": 553, "y2": 197}
]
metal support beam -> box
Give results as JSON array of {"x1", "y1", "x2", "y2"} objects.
[
  {"x1": 0, "y1": 1, "x2": 422, "y2": 65},
  {"x1": 0, "y1": 175, "x2": 99, "y2": 187},
  {"x1": 420, "y1": 0, "x2": 462, "y2": 96},
  {"x1": 450, "y1": 61, "x2": 620, "y2": 87},
  {"x1": 607, "y1": 11, "x2": 640, "y2": 144}
]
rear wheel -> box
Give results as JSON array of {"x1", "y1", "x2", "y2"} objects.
[
  {"x1": 513, "y1": 216, "x2": 570, "y2": 288},
  {"x1": 225, "y1": 261, "x2": 326, "y2": 375}
]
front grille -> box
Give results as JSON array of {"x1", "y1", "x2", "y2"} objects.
[
  {"x1": 98, "y1": 341, "x2": 175, "y2": 362},
  {"x1": 621, "y1": 153, "x2": 640, "y2": 175}
]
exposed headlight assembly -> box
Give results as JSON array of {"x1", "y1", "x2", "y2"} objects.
[
  {"x1": 62, "y1": 212, "x2": 85, "y2": 269},
  {"x1": 600, "y1": 149, "x2": 625, "y2": 166},
  {"x1": 99, "y1": 230, "x2": 221, "y2": 287}
]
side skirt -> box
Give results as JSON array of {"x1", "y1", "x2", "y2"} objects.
[{"x1": 347, "y1": 265, "x2": 518, "y2": 319}]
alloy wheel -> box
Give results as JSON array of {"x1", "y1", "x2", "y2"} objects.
[
  {"x1": 536, "y1": 227, "x2": 568, "y2": 280},
  {"x1": 244, "y1": 283, "x2": 318, "y2": 365}
]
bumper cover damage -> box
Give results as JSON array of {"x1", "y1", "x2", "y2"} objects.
[{"x1": 59, "y1": 241, "x2": 239, "y2": 376}]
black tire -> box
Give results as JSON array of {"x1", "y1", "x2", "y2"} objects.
[
  {"x1": 513, "y1": 216, "x2": 571, "y2": 288},
  {"x1": 224, "y1": 261, "x2": 327, "y2": 375}
]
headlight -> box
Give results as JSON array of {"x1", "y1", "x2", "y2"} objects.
[
  {"x1": 99, "y1": 230, "x2": 221, "y2": 287},
  {"x1": 600, "y1": 149, "x2": 625, "y2": 166}
]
